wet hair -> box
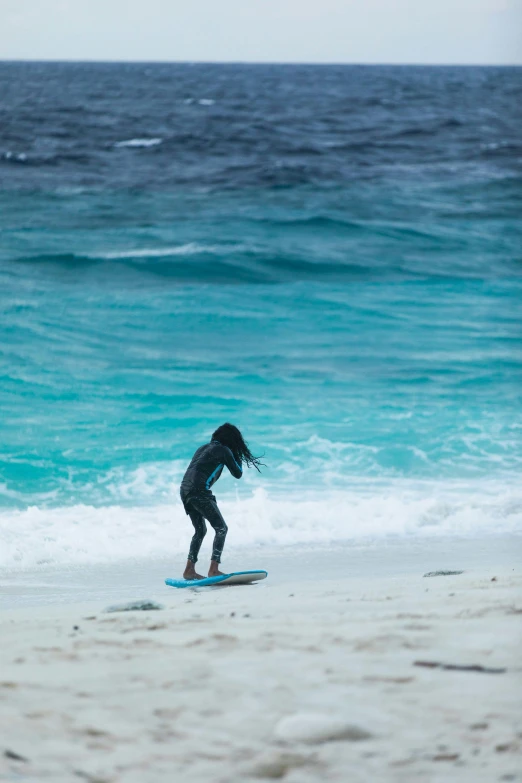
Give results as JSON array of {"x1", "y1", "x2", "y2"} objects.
[{"x1": 211, "y1": 423, "x2": 264, "y2": 472}]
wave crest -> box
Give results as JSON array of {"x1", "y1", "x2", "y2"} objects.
[
  {"x1": 1, "y1": 484, "x2": 520, "y2": 570},
  {"x1": 114, "y1": 138, "x2": 163, "y2": 148}
]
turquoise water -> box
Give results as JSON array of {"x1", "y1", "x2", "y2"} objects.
[{"x1": 1, "y1": 63, "x2": 521, "y2": 567}]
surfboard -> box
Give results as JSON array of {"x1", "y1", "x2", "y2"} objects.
[{"x1": 165, "y1": 570, "x2": 267, "y2": 589}]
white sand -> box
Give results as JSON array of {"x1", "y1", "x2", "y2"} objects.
[{"x1": 1, "y1": 537, "x2": 521, "y2": 782}]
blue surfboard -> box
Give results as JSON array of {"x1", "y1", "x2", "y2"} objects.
[{"x1": 165, "y1": 570, "x2": 267, "y2": 589}]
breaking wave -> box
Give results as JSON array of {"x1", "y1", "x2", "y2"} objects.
[{"x1": 1, "y1": 482, "x2": 521, "y2": 570}]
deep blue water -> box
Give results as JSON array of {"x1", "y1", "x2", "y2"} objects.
[{"x1": 1, "y1": 63, "x2": 521, "y2": 567}]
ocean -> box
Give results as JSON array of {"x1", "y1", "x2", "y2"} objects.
[{"x1": 1, "y1": 62, "x2": 521, "y2": 571}]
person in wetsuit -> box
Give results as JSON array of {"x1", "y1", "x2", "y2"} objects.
[{"x1": 180, "y1": 423, "x2": 264, "y2": 580}]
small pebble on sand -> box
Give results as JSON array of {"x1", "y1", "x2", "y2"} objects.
[
  {"x1": 104, "y1": 599, "x2": 165, "y2": 613},
  {"x1": 423, "y1": 571, "x2": 464, "y2": 578},
  {"x1": 275, "y1": 713, "x2": 373, "y2": 744}
]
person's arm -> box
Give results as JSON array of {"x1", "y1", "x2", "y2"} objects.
[{"x1": 221, "y1": 445, "x2": 243, "y2": 479}]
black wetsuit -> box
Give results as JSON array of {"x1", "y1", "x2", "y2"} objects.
[{"x1": 180, "y1": 440, "x2": 242, "y2": 563}]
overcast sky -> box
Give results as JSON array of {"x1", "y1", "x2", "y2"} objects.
[{"x1": 1, "y1": 0, "x2": 521, "y2": 65}]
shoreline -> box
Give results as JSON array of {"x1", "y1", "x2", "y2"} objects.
[{"x1": 1, "y1": 532, "x2": 521, "y2": 611}]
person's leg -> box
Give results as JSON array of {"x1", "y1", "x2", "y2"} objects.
[
  {"x1": 205, "y1": 497, "x2": 228, "y2": 576},
  {"x1": 183, "y1": 506, "x2": 207, "y2": 580},
  {"x1": 189, "y1": 495, "x2": 228, "y2": 576}
]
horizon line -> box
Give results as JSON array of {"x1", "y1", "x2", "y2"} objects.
[{"x1": 1, "y1": 58, "x2": 521, "y2": 68}]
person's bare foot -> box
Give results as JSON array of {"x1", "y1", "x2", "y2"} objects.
[
  {"x1": 208, "y1": 560, "x2": 225, "y2": 577},
  {"x1": 183, "y1": 560, "x2": 204, "y2": 580},
  {"x1": 184, "y1": 570, "x2": 204, "y2": 580}
]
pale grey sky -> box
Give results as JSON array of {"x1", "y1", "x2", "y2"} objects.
[{"x1": 1, "y1": 0, "x2": 521, "y2": 64}]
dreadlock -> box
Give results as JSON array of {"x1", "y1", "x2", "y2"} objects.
[{"x1": 211, "y1": 423, "x2": 265, "y2": 472}]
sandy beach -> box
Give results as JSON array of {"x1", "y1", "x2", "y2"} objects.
[{"x1": 1, "y1": 536, "x2": 521, "y2": 782}]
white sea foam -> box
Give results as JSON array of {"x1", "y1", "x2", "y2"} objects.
[
  {"x1": 114, "y1": 138, "x2": 163, "y2": 148},
  {"x1": 96, "y1": 243, "x2": 240, "y2": 259},
  {"x1": 3, "y1": 151, "x2": 28, "y2": 162},
  {"x1": 183, "y1": 98, "x2": 215, "y2": 106},
  {"x1": 1, "y1": 483, "x2": 520, "y2": 571}
]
